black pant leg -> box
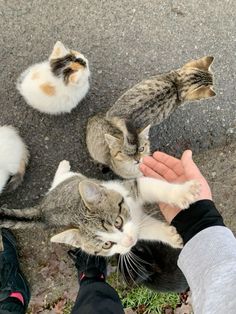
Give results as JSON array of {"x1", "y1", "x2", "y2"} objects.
[{"x1": 71, "y1": 280, "x2": 124, "y2": 314}]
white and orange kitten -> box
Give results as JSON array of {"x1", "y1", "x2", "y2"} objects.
[
  {"x1": 17, "y1": 41, "x2": 90, "y2": 114},
  {"x1": 0, "y1": 126, "x2": 29, "y2": 194}
]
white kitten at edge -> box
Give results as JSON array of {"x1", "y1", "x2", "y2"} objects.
[
  {"x1": 0, "y1": 126, "x2": 29, "y2": 194},
  {"x1": 17, "y1": 41, "x2": 90, "y2": 115}
]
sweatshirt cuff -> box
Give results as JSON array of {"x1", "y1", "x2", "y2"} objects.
[{"x1": 171, "y1": 200, "x2": 224, "y2": 244}]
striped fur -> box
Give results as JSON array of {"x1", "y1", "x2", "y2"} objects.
[
  {"x1": 107, "y1": 56, "x2": 215, "y2": 128},
  {"x1": 86, "y1": 113, "x2": 151, "y2": 178},
  {"x1": 0, "y1": 160, "x2": 200, "y2": 256}
]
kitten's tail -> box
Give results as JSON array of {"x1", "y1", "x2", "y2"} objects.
[
  {"x1": 5, "y1": 148, "x2": 29, "y2": 193},
  {"x1": 0, "y1": 206, "x2": 43, "y2": 229}
]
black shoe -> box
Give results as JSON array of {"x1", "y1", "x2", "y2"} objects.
[
  {"x1": 68, "y1": 248, "x2": 107, "y2": 283},
  {"x1": 0, "y1": 229, "x2": 30, "y2": 310}
]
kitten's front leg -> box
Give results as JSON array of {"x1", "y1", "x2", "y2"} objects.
[
  {"x1": 139, "y1": 216, "x2": 183, "y2": 248},
  {"x1": 137, "y1": 177, "x2": 200, "y2": 209}
]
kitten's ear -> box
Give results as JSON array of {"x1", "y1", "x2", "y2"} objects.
[
  {"x1": 51, "y1": 229, "x2": 81, "y2": 247},
  {"x1": 183, "y1": 56, "x2": 214, "y2": 71},
  {"x1": 185, "y1": 86, "x2": 216, "y2": 101},
  {"x1": 105, "y1": 134, "x2": 119, "y2": 149},
  {"x1": 139, "y1": 125, "x2": 151, "y2": 140},
  {"x1": 49, "y1": 41, "x2": 68, "y2": 60},
  {"x1": 79, "y1": 181, "x2": 104, "y2": 209}
]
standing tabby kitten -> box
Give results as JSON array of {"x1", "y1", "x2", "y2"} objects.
[
  {"x1": 0, "y1": 160, "x2": 200, "y2": 255},
  {"x1": 86, "y1": 113, "x2": 150, "y2": 178},
  {"x1": 17, "y1": 41, "x2": 90, "y2": 114},
  {"x1": 107, "y1": 56, "x2": 215, "y2": 128},
  {"x1": 0, "y1": 126, "x2": 29, "y2": 194}
]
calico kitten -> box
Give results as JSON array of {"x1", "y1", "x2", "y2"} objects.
[
  {"x1": 17, "y1": 41, "x2": 90, "y2": 114},
  {"x1": 0, "y1": 126, "x2": 29, "y2": 194},
  {"x1": 0, "y1": 160, "x2": 200, "y2": 255},
  {"x1": 120, "y1": 240, "x2": 188, "y2": 292},
  {"x1": 107, "y1": 56, "x2": 215, "y2": 128},
  {"x1": 86, "y1": 113, "x2": 150, "y2": 178}
]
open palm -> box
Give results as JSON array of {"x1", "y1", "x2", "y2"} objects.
[{"x1": 140, "y1": 150, "x2": 212, "y2": 223}]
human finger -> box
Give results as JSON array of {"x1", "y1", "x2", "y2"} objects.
[
  {"x1": 139, "y1": 164, "x2": 164, "y2": 180},
  {"x1": 153, "y1": 151, "x2": 184, "y2": 176},
  {"x1": 181, "y1": 150, "x2": 202, "y2": 178},
  {"x1": 142, "y1": 156, "x2": 178, "y2": 180}
]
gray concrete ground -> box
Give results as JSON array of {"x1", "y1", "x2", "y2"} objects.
[{"x1": 0, "y1": 0, "x2": 235, "y2": 312}]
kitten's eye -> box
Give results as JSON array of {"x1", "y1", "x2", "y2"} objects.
[
  {"x1": 115, "y1": 216, "x2": 123, "y2": 229},
  {"x1": 139, "y1": 147, "x2": 144, "y2": 152},
  {"x1": 102, "y1": 241, "x2": 113, "y2": 249}
]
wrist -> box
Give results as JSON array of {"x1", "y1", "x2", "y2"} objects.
[{"x1": 171, "y1": 200, "x2": 224, "y2": 244}]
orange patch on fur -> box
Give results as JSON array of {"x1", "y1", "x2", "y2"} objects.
[
  {"x1": 70, "y1": 62, "x2": 83, "y2": 71},
  {"x1": 40, "y1": 83, "x2": 56, "y2": 96},
  {"x1": 31, "y1": 72, "x2": 40, "y2": 80}
]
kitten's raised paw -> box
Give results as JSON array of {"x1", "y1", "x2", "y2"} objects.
[
  {"x1": 175, "y1": 180, "x2": 200, "y2": 209},
  {"x1": 167, "y1": 226, "x2": 183, "y2": 249},
  {"x1": 58, "y1": 160, "x2": 71, "y2": 172}
]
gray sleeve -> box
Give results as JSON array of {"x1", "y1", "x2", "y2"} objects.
[{"x1": 178, "y1": 226, "x2": 236, "y2": 314}]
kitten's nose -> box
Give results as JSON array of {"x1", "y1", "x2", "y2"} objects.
[
  {"x1": 121, "y1": 236, "x2": 136, "y2": 247},
  {"x1": 134, "y1": 156, "x2": 140, "y2": 164}
]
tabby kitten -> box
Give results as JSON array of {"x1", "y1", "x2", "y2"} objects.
[
  {"x1": 0, "y1": 126, "x2": 29, "y2": 193},
  {"x1": 17, "y1": 41, "x2": 90, "y2": 114},
  {"x1": 107, "y1": 56, "x2": 215, "y2": 128},
  {"x1": 86, "y1": 113, "x2": 150, "y2": 178},
  {"x1": 0, "y1": 160, "x2": 200, "y2": 256},
  {"x1": 120, "y1": 240, "x2": 188, "y2": 292}
]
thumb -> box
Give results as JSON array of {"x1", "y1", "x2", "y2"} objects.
[{"x1": 181, "y1": 150, "x2": 201, "y2": 177}]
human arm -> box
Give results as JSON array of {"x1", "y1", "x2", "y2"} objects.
[{"x1": 140, "y1": 151, "x2": 236, "y2": 313}]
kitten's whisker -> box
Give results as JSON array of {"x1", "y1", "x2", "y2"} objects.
[
  {"x1": 135, "y1": 212, "x2": 159, "y2": 228},
  {"x1": 123, "y1": 255, "x2": 133, "y2": 285},
  {"x1": 127, "y1": 252, "x2": 146, "y2": 281},
  {"x1": 127, "y1": 252, "x2": 147, "y2": 282},
  {"x1": 121, "y1": 255, "x2": 129, "y2": 285},
  {"x1": 117, "y1": 254, "x2": 121, "y2": 285},
  {"x1": 124, "y1": 253, "x2": 137, "y2": 284},
  {"x1": 130, "y1": 251, "x2": 152, "y2": 266},
  {"x1": 130, "y1": 252, "x2": 153, "y2": 277}
]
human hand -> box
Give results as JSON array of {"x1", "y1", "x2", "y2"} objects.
[{"x1": 140, "y1": 150, "x2": 212, "y2": 223}]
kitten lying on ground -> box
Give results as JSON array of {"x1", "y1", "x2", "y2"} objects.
[
  {"x1": 107, "y1": 56, "x2": 215, "y2": 128},
  {"x1": 86, "y1": 114, "x2": 150, "y2": 178},
  {"x1": 120, "y1": 240, "x2": 188, "y2": 292},
  {"x1": 0, "y1": 125, "x2": 29, "y2": 194},
  {"x1": 0, "y1": 160, "x2": 200, "y2": 254},
  {"x1": 17, "y1": 41, "x2": 90, "y2": 114}
]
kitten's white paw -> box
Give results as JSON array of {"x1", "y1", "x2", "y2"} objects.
[
  {"x1": 58, "y1": 160, "x2": 71, "y2": 172},
  {"x1": 174, "y1": 180, "x2": 200, "y2": 209},
  {"x1": 166, "y1": 226, "x2": 183, "y2": 248}
]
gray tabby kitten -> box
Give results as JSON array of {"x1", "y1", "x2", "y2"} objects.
[
  {"x1": 107, "y1": 56, "x2": 215, "y2": 128},
  {"x1": 86, "y1": 113, "x2": 150, "y2": 178},
  {"x1": 0, "y1": 160, "x2": 200, "y2": 256}
]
